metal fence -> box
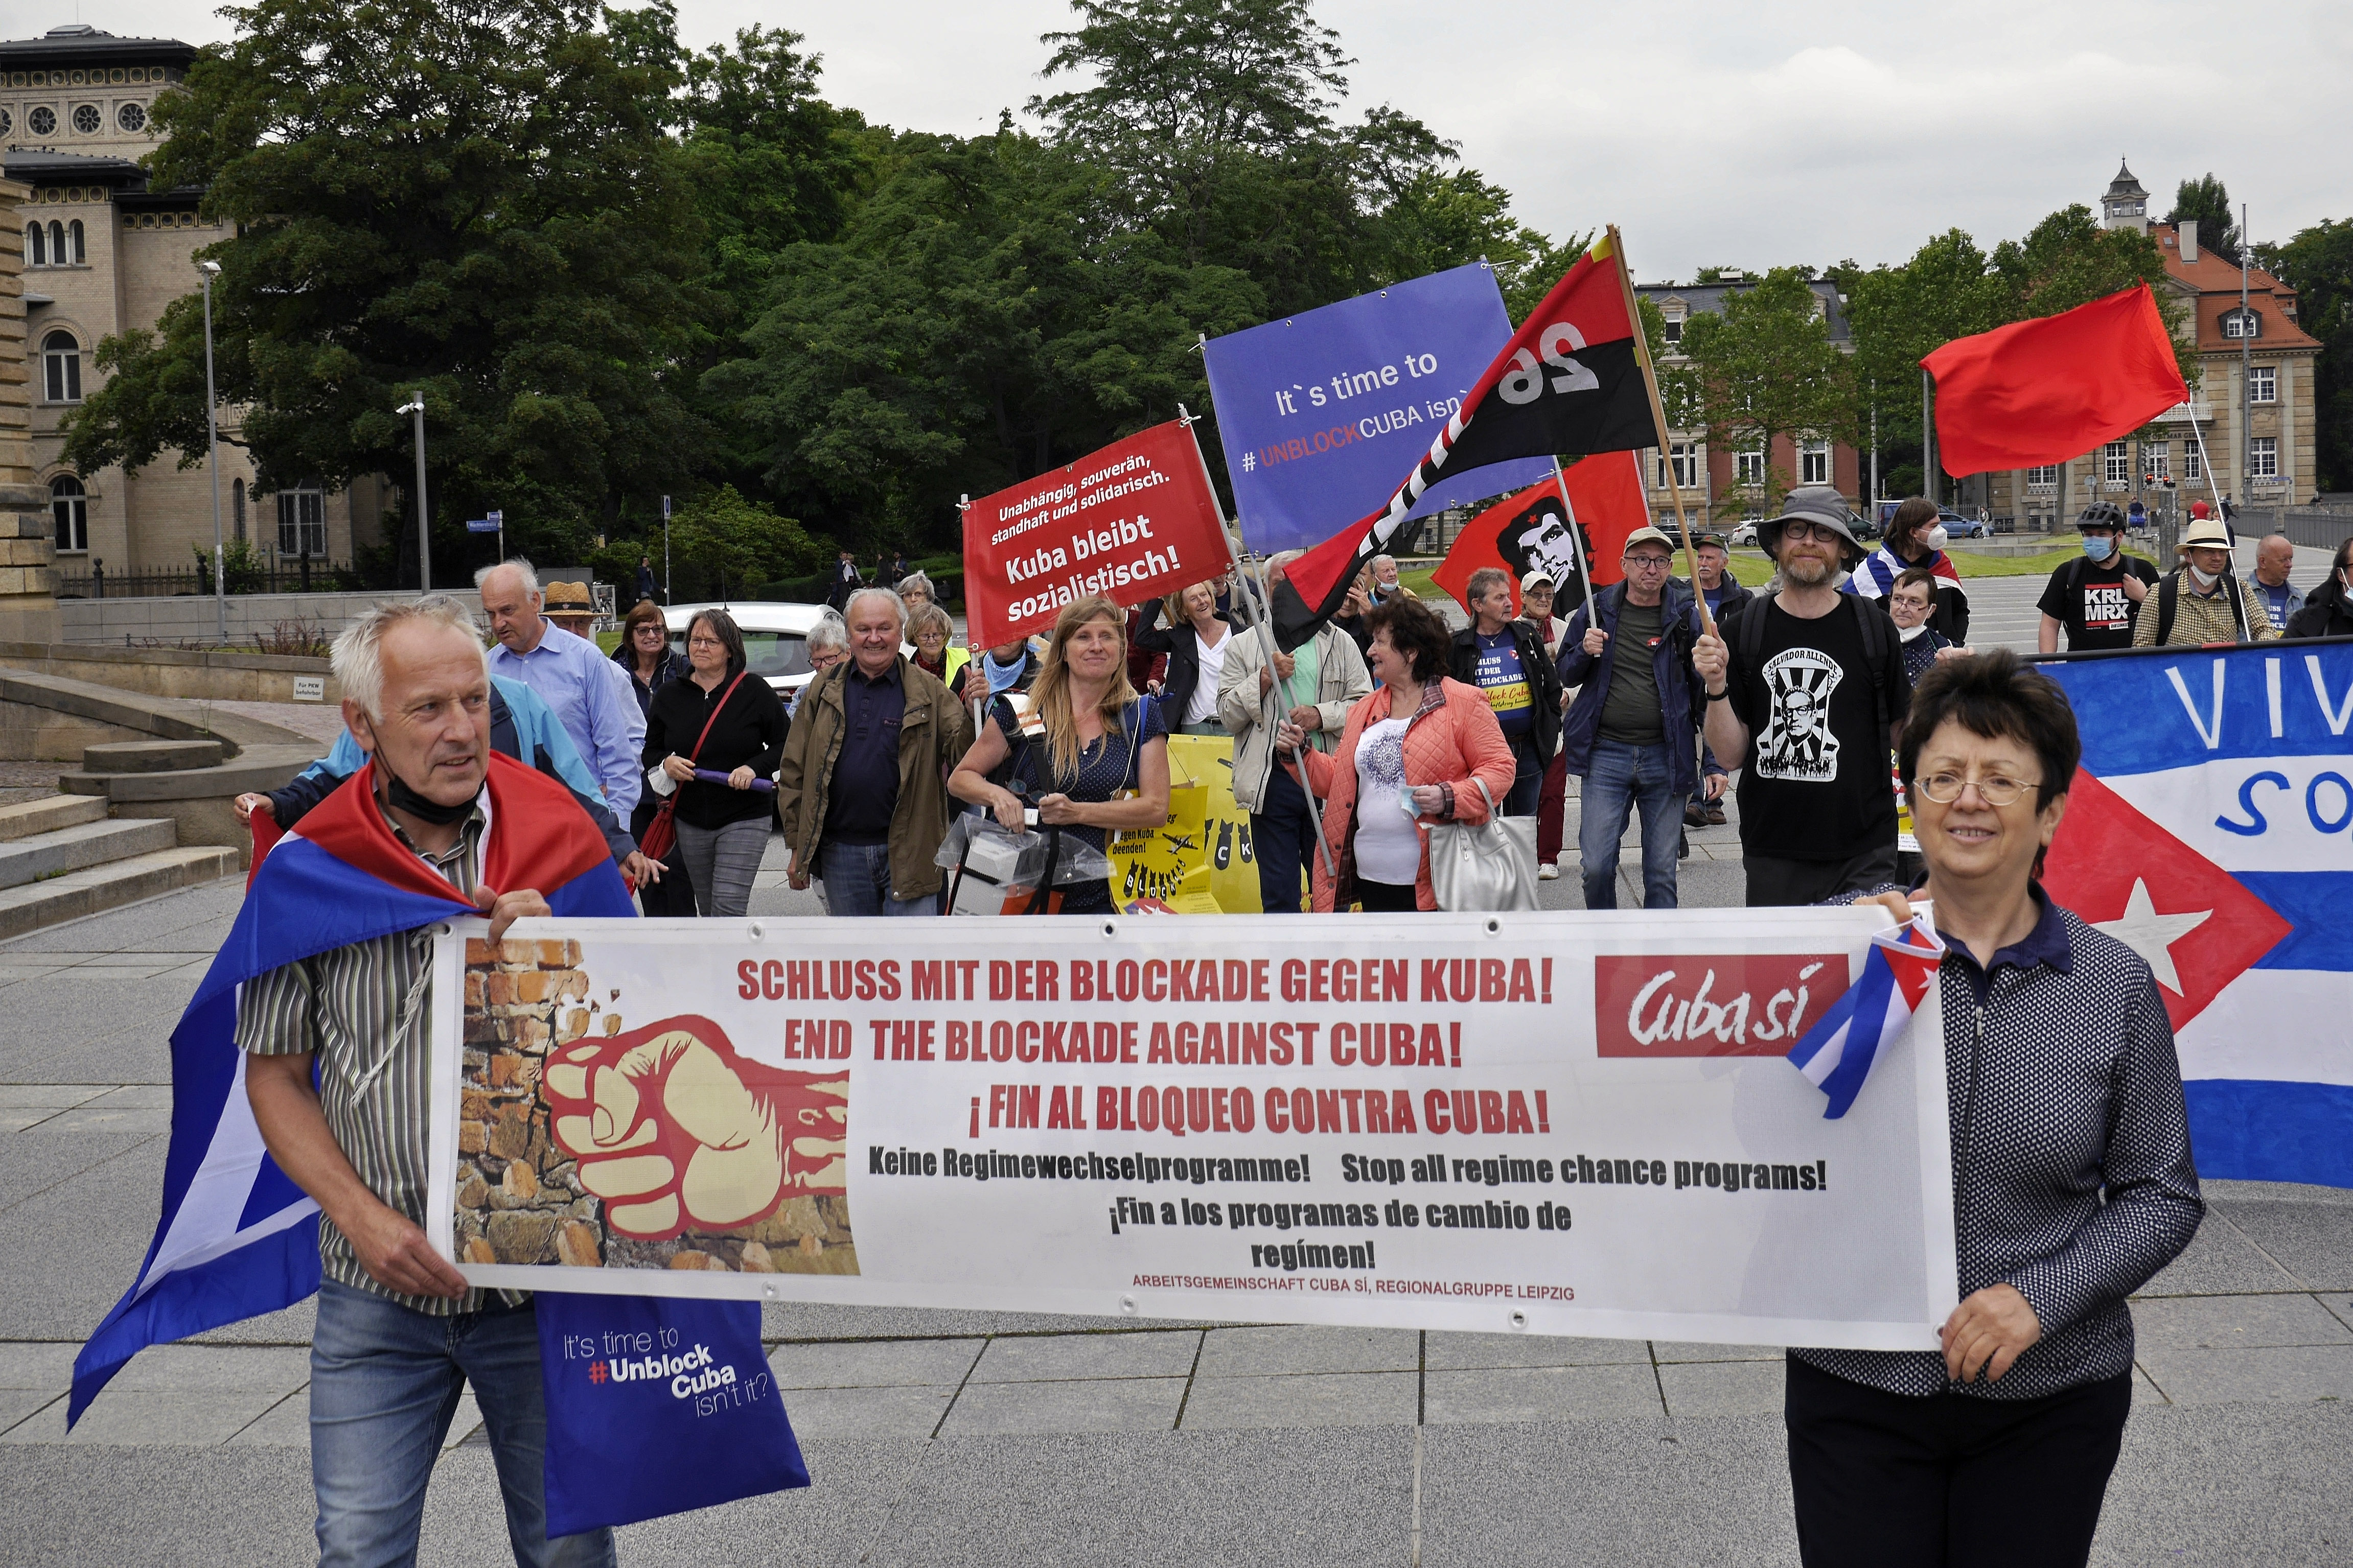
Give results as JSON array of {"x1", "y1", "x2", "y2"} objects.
[
  {"x1": 57, "y1": 558, "x2": 359, "y2": 599},
  {"x1": 2258, "y1": 507, "x2": 2353, "y2": 552}
]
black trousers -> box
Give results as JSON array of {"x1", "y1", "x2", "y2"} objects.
[
  {"x1": 1785, "y1": 1355, "x2": 2131, "y2": 1568},
  {"x1": 1355, "y1": 877, "x2": 1418, "y2": 912},
  {"x1": 1743, "y1": 843, "x2": 1899, "y2": 907}
]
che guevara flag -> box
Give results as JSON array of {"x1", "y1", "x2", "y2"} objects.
[
  {"x1": 1270, "y1": 234, "x2": 1658, "y2": 649},
  {"x1": 70, "y1": 752, "x2": 800, "y2": 1523},
  {"x1": 1922, "y1": 283, "x2": 2189, "y2": 476},
  {"x1": 1430, "y1": 452, "x2": 1653, "y2": 618}
]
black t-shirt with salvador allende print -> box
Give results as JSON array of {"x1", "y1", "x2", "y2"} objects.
[
  {"x1": 2036, "y1": 553, "x2": 2161, "y2": 651},
  {"x1": 1724, "y1": 595, "x2": 1912, "y2": 862}
]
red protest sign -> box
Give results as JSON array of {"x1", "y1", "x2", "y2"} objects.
[{"x1": 963, "y1": 421, "x2": 1230, "y2": 649}]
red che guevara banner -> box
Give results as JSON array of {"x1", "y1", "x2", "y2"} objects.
[
  {"x1": 1431, "y1": 451, "x2": 1653, "y2": 618},
  {"x1": 963, "y1": 422, "x2": 1232, "y2": 650}
]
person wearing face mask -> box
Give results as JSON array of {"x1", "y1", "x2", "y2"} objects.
[
  {"x1": 2132, "y1": 516, "x2": 2280, "y2": 648},
  {"x1": 2036, "y1": 502, "x2": 2158, "y2": 654},
  {"x1": 1886, "y1": 568, "x2": 1964, "y2": 684},
  {"x1": 2285, "y1": 539, "x2": 2353, "y2": 640},
  {"x1": 1850, "y1": 497, "x2": 1970, "y2": 644}
]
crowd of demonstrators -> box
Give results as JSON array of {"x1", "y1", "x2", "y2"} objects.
[
  {"x1": 1288, "y1": 596, "x2": 1514, "y2": 914},
  {"x1": 2287, "y1": 538, "x2": 2353, "y2": 639},
  {"x1": 824, "y1": 548, "x2": 862, "y2": 612},
  {"x1": 2250, "y1": 534, "x2": 2305, "y2": 632},
  {"x1": 2132, "y1": 516, "x2": 2280, "y2": 647},
  {"x1": 778, "y1": 588, "x2": 971, "y2": 917},
  {"x1": 790, "y1": 616, "x2": 849, "y2": 720},
  {"x1": 1450, "y1": 566, "x2": 1563, "y2": 817},
  {"x1": 1555, "y1": 527, "x2": 1722, "y2": 910},
  {"x1": 642, "y1": 608, "x2": 790, "y2": 920},
  {"x1": 1686, "y1": 531, "x2": 1755, "y2": 624},
  {"x1": 909, "y1": 604, "x2": 972, "y2": 701},
  {"x1": 2037, "y1": 503, "x2": 2157, "y2": 653},
  {"x1": 477, "y1": 560, "x2": 645, "y2": 820},
  {"x1": 1851, "y1": 497, "x2": 1970, "y2": 643},
  {"x1": 1695, "y1": 485, "x2": 1913, "y2": 908},
  {"x1": 1888, "y1": 568, "x2": 1959, "y2": 683},
  {"x1": 1790, "y1": 650, "x2": 2201, "y2": 1567},
  {"x1": 1135, "y1": 579, "x2": 1236, "y2": 736},
  {"x1": 950, "y1": 596, "x2": 1171, "y2": 917},
  {"x1": 241, "y1": 598, "x2": 622, "y2": 1568},
  {"x1": 1219, "y1": 549, "x2": 1374, "y2": 915}
]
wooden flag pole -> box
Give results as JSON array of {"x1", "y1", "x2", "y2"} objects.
[
  {"x1": 1605, "y1": 224, "x2": 1714, "y2": 638},
  {"x1": 1176, "y1": 401, "x2": 1335, "y2": 883}
]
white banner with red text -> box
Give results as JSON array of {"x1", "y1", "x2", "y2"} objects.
[{"x1": 426, "y1": 909, "x2": 1957, "y2": 1350}]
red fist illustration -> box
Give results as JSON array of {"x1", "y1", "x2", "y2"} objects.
[{"x1": 543, "y1": 1014, "x2": 847, "y2": 1241}]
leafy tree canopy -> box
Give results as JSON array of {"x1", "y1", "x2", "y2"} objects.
[
  {"x1": 2256, "y1": 218, "x2": 2353, "y2": 490},
  {"x1": 2165, "y1": 173, "x2": 2241, "y2": 265},
  {"x1": 1673, "y1": 268, "x2": 1849, "y2": 518}
]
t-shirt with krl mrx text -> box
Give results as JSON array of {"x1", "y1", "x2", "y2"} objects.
[{"x1": 1722, "y1": 596, "x2": 1912, "y2": 862}]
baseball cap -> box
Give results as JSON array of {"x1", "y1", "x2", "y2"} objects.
[
  {"x1": 1621, "y1": 526, "x2": 1675, "y2": 556},
  {"x1": 1519, "y1": 569, "x2": 1555, "y2": 592}
]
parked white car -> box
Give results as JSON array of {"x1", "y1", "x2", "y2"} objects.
[
  {"x1": 1729, "y1": 519, "x2": 1762, "y2": 548},
  {"x1": 662, "y1": 601, "x2": 837, "y2": 700}
]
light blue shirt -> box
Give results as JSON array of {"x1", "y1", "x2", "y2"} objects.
[
  {"x1": 295, "y1": 676, "x2": 604, "y2": 804},
  {"x1": 486, "y1": 619, "x2": 645, "y2": 815}
]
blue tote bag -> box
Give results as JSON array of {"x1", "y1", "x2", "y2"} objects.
[{"x1": 538, "y1": 1293, "x2": 809, "y2": 1535}]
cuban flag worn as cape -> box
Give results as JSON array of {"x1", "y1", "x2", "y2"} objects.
[
  {"x1": 70, "y1": 752, "x2": 632, "y2": 1424},
  {"x1": 1787, "y1": 912, "x2": 1947, "y2": 1118},
  {"x1": 1848, "y1": 543, "x2": 1964, "y2": 602},
  {"x1": 2040, "y1": 641, "x2": 2353, "y2": 1188}
]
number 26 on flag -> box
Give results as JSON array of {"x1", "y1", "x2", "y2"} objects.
[{"x1": 1498, "y1": 322, "x2": 1600, "y2": 404}]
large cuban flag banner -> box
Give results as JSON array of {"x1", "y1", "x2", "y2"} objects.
[{"x1": 2041, "y1": 641, "x2": 2353, "y2": 1188}]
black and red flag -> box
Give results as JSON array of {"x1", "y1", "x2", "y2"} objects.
[{"x1": 1268, "y1": 232, "x2": 1659, "y2": 649}]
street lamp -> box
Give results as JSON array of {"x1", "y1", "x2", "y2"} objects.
[
  {"x1": 396, "y1": 391, "x2": 430, "y2": 591},
  {"x1": 198, "y1": 260, "x2": 224, "y2": 643}
]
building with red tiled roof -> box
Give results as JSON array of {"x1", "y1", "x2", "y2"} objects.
[{"x1": 1982, "y1": 163, "x2": 2320, "y2": 530}]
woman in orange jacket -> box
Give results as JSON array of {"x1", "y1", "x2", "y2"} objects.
[{"x1": 1283, "y1": 595, "x2": 1517, "y2": 912}]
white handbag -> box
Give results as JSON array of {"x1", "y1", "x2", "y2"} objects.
[{"x1": 1425, "y1": 776, "x2": 1540, "y2": 912}]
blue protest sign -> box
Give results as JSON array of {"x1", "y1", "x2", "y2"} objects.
[
  {"x1": 537, "y1": 1293, "x2": 809, "y2": 1535},
  {"x1": 1203, "y1": 263, "x2": 1553, "y2": 554}
]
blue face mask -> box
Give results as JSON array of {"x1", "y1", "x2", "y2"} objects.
[{"x1": 2080, "y1": 534, "x2": 2115, "y2": 561}]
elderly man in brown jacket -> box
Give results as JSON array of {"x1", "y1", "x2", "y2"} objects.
[{"x1": 777, "y1": 587, "x2": 971, "y2": 914}]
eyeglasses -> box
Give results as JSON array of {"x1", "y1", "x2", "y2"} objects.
[
  {"x1": 1778, "y1": 521, "x2": 1845, "y2": 544},
  {"x1": 1623, "y1": 555, "x2": 1672, "y2": 570},
  {"x1": 1914, "y1": 771, "x2": 2039, "y2": 807},
  {"x1": 687, "y1": 635, "x2": 724, "y2": 649}
]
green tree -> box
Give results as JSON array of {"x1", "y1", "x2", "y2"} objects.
[
  {"x1": 2256, "y1": 218, "x2": 2353, "y2": 490},
  {"x1": 61, "y1": 0, "x2": 707, "y2": 583},
  {"x1": 660, "y1": 485, "x2": 824, "y2": 600},
  {"x1": 1675, "y1": 269, "x2": 1850, "y2": 519},
  {"x1": 2165, "y1": 174, "x2": 2241, "y2": 265}
]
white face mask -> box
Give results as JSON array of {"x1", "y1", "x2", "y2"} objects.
[
  {"x1": 1926, "y1": 525, "x2": 1949, "y2": 553},
  {"x1": 1898, "y1": 622, "x2": 1929, "y2": 643},
  {"x1": 2187, "y1": 564, "x2": 2221, "y2": 590}
]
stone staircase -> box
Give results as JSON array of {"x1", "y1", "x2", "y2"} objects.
[{"x1": 0, "y1": 791, "x2": 240, "y2": 939}]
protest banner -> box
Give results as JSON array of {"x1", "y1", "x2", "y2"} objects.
[
  {"x1": 962, "y1": 421, "x2": 1230, "y2": 650},
  {"x1": 429, "y1": 908, "x2": 1957, "y2": 1349},
  {"x1": 2040, "y1": 640, "x2": 2353, "y2": 1188},
  {"x1": 1203, "y1": 263, "x2": 1554, "y2": 555},
  {"x1": 1430, "y1": 452, "x2": 1651, "y2": 618},
  {"x1": 1108, "y1": 735, "x2": 1263, "y2": 914}
]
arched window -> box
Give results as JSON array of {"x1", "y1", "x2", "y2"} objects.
[
  {"x1": 48, "y1": 221, "x2": 66, "y2": 265},
  {"x1": 66, "y1": 219, "x2": 84, "y2": 264},
  {"x1": 41, "y1": 331, "x2": 81, "y2": 403},
  {"x1": 277, "y1": 481, "x2": 327, "y2": 558},
  {"x1": 51, "y1": 476, "x2": 87, "y2": 554},
  {"x1": 232, "y1": 478, "x2": 246, "y2": 543},
  {"x1": 26, "y1": 222, "x2": 44, "y2": 267}
]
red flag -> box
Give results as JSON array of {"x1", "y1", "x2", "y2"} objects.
[
  {"x1": 1922, "y1": 284, "x2": 2187, "y2": 477},
  {"x1": 1270, "y1": 236, "x2": 1658, "y2": 648},
  {"x1": 962, "y1": 421, "x2": 1232, "y2": 649},
  {"x1": 1429, "y1": 453, "x2": 1652, "y2": 617}
]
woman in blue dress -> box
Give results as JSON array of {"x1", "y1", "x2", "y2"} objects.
[{"x1": 950, "y1": 596, "x2": 1171, "y2": 914}]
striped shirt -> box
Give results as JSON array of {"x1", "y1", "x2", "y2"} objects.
[{"x1": 242, "y1": 797, "x2": 487, "y2": 1315}]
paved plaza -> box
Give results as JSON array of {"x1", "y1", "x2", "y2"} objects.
[{"x1": 3, "y1": 550, "x2": 2348, "y2": 1563}]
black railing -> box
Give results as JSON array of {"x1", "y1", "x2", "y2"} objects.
[{"x1": 58, "y1": 558, "x2": 359, "y2": 599}]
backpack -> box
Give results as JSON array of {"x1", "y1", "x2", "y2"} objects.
[
  {"x1": 1734, "y1": 590, "x2": 1894, "y2": 738},
  {"x1": 2152, "y1": 569, "x2": 2251, "y2": 648}
]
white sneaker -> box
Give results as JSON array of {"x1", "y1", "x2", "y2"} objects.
[{"x1": 1538, "y1": 862, "x2": 1560, "y2": 880}]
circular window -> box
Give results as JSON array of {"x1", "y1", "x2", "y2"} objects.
[
  {"x1": 117, "y1": 102, "x2": 145, "y2": 132},
  {"x1": 109, "y1": 68, "x2": 126, "y2": 85},
  {"x1": 27, "y1": 105, "x2": 56, "y2": 136},
  {"x1": 70, "y1": 71, "x2": 86, "y2": 86},
  {"x1": 72, "y1": 104, "x2": 102, "y2": 135}
]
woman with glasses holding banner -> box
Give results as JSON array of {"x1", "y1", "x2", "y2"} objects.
[
  {"x1": 950, "y1": 597, "x2": 1170, "y2": 915},
  {"x1": 1787, "y1": 649, "x2": 2202, "y2": 1568}
]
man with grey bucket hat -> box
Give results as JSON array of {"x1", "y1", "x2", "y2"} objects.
[{"x1": 1691, "y1": 485, "x2": 1913, "y2": 907}]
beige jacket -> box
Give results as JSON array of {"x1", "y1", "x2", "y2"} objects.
[
  {"x1": 2131, "y1": 571, "x2": 2282, "y2": 647},
  {"x1": 776, "y1": 656, "x2": 971, "y2": 899},
  {"x1": 1216, "y1": 623, "x2": 1373, "y2": 813}
]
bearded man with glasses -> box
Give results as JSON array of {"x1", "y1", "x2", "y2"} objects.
[{"x1": 1692, "y1": 485, "x2": 1913, "y2": 906}]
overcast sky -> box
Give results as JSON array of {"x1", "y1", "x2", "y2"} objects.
[{"x1": 57, "y1": 0, "x2": 2353, "y2": 282}]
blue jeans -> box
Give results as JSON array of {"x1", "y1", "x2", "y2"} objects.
[
  {"x1": 1254, "y1": 757, "x2": 1313, "y2": 914},
  {"x1": 1577, "y1": 738, "x2": 1685, "y2": 910},
  {"x1": 1502, "y1": 732, "x2": 1542, "y2": 816},
  {"x1": 310, "y1": 1279, "x2": 615, "y2": 1568},
  {"x1": 820, "y1": 838, "x2": 931, "y2": 917}
]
